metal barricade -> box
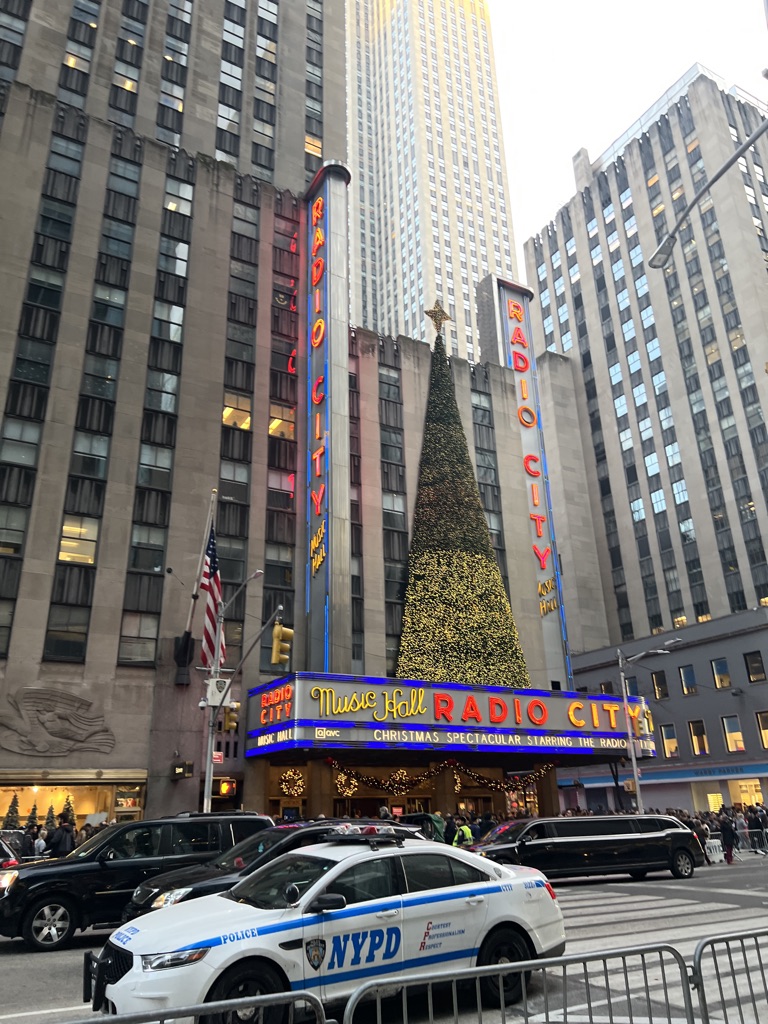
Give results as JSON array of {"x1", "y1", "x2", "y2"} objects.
[
  {"x1": 691, "y1": 927, "x2": 768, "y2": 1024},
  {"x1": 62, "y1": 990, "x2": 330, "y2": 1024},
  {"x1": 342, "y1": 943, "x2": 696, "y2": 1024},
  {"x1": 706, "y1": 835, "x2": 725, "y2": 863},
  {"x1": 746, "y1": 828, "x2": 768, "y2": 855}
]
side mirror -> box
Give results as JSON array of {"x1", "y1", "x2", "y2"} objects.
[{"x1": 308, "y1": 892, "x2": 346, "y2": 913}]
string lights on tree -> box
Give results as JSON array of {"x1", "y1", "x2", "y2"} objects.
[{"x1": 324, "y1": 757, "x2": 554, "y2": 795}]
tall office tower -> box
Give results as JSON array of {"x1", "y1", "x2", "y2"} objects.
[
  {"x1": 348, "y1": 0, "x2": 516, "y2": 361},
  {"x1": 0, "y1": 0, "x2": 346, "y2": 816},
  {"x1": 524, "y1": 67, "x2": 768, "y2": 646}
]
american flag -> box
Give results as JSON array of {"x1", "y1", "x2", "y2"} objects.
[{"x1": 200, "y1": 526, "x2": 225, "y2": 668}]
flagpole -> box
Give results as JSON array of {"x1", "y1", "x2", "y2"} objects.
[{"x1": 174, "y1": 489, "x2": 217, "y2": 673}]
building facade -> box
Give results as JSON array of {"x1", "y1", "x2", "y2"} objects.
[
  {"x1": 518, "y1": 66, "x2": 768, "y2": 808},
  {"x1": 524, "y1": 67, "x2": 768, "y2": 648},
  {"x1": 348, "y1": 0, "x2": 517, "y2": 361}
]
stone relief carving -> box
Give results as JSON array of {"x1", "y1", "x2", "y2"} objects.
[{"x1": 0, "y1": 687, "x2": 115, "y2": 756}]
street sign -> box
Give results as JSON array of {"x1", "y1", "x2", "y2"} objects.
[{"x1": 212, "y1": 751, "x2": 224, "y2": 764}]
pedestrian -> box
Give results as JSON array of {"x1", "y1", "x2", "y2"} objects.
[
  {"x1": 46, "y1": 814, "x2": 75, "y2": 858},
  {"x1": 719, "y1": 814, "x2": 737, "y2": 864},
  {"x1": 378, "y1": 805, "x2": 390, "y2": 820},
  {"x1": 443, "y1": 814, "x2": 457, "y2": 845},
  {"x1": 690, "y1": 817, "x2": 712, "y2": 865},
  {"x1": 77, "y1": 822, "x2": 94, "y2": 847},
  {"x1": 736, "y1": 812, "x2": 750, "y2": 851},
  {"x1": 34, "y1": 828, "x2": 47, "y2": 857},
  {"x1": 21, "y1": 825, "x2": 36, "y2": 859}
]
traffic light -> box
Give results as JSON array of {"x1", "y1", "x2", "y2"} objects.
[
  {"x1": 223, "y1": 702, "x2": 240, "y2": 731},
  {"x1": 217, "y1": 778, "x2": 236, "y2": 797},
  {"x1": 271, "y1": 621, "x2": 294, "y2": 665}
]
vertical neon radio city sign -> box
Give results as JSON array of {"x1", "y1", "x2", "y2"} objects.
[
  {"x1": 306, "y1": 182, "x2": 331, "y2": 670},
  {"x1": 498, "y1": 280, "x2": 571, "y2": 685}
]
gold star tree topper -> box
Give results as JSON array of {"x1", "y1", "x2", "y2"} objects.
[{"x1": 425, "y1": 300, "x2": 452, "y2": 336}]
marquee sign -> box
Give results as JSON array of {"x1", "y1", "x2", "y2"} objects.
[
  {"x1": 245, "y1": 673, "x2": 656, "y2": 758},
  {"x1": 497, "y1": 280, "x2": 571, "y2": 686}
]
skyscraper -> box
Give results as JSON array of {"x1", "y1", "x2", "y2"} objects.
[
  {"x1": 348, "y1": 0, "x2": 517, "y2": 361},
  {"x1": 523, "y1": 66, "x2": 768, "y2": 646}
]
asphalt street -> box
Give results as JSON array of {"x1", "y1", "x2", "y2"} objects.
[{"x1": 0, "y1": 856, "x2": 766, "y2": 1023}]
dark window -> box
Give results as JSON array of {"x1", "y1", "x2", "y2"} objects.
[
  {"x1": 745, "y1": 651, "x2": 766, "y2": 684},
  {"x1": 43, "y1": 605, "x2": 89, "y2": 661},
  {"x1": 328, "y1": 857, "x2": 399, "y2": 905},
  {"x1": 402, "y1": 853, "x2": 454, "y2": 892}
]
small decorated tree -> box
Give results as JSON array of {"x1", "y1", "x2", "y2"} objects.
[
  {"x1": 61, "y1": 794, "x2": 76, "y2": 825},
  {"x1": 26, "y1": 802, "x2": 38, "y2": 828},
  {"x1": 397, "y1": 318, "x2": 530, "y2": 688},
  {"x1": 45, "y1": 804, "x2": 57, "y2": 831},
  {"x1": 2, "y1": 793, "x2": 20, "y2": 829}
]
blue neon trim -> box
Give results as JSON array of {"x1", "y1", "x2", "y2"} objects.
[{"x1": 293, "y1": 947, "x2": 479, "y2": 990}]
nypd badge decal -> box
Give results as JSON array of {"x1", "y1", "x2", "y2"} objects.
[{"x1": 305, "y1": 938, "x2": 326, "y2": 971}]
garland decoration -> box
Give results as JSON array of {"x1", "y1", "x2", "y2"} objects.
[
  {"x1": 335, "y1": 772, "x2": 359, "y2": 797},
  {"x1": 279, "y1": 769, "x2": 305, "y2": 797},
  {"x1": 325, "y1": 758, "x2": 554, "y2": 795}
]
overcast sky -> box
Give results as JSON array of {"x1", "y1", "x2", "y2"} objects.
[{"x1": 488, "y1": 0, "x2": 768, "y2": 277}]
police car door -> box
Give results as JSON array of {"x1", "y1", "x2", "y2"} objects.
[
  {"x1": 309, "y1": 854, "x2": 403, "y2": 1001},
  {"x1": 399, "y1": 849, "x2": 489, "y2": 977}
]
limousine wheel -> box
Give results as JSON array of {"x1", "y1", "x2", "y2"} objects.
[
  {"x1": 478, "y1": 928, "x2": 531, "y2": 1006},
  {"x1": 671, "y1": 848, "x2": 695, "y2": 879}
]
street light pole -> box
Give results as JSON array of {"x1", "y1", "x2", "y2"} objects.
[
  {"x1": 617, "y1": 648, "x2": 645, "y2": 814},
  {"x1": 649, "y1": 99, "x2": 768, "y2": 269},
  {"x1": 201, "y1": 568, "x2": 264, "y2": 812}
]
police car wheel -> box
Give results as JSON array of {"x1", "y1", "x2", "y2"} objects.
[
  {"x1": 22, "y1": 896, "x2": 78, "y2": 951},
  {"x1": 203, "y1": 962, "x2": 286, "y2": 1024},
  {"x1": 478, "y1": 929, "x2": 531, "y2": 1006}
]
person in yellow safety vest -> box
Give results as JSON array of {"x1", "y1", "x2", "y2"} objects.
[{"x1": 452, "y1": 815, "x2": 473, "y2": 847}]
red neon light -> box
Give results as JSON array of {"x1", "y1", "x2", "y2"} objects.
[
  {"x1": 528, "y1": 699, "x2": 548, "y2": 726},
  {"x1": 489, "y1": 697, "x2": 507, "y2": 723},
  {"x1": 532, "y1": 544, "x2": 551, "y2": 571},
  {"x1": 531, "y1": 483, "x2": 540, "y2": 507},
  {"x1": 310, "y1": 484, "x2": 325, "y2": 515},
  {"x1": 312, "y1": 376, "x2": 325, "y2": 404},
  {"x1": 311, "y1": 318, "x2": 326, "y2": 348},
  {"x1": 312, "y1": 226, "x2": 325, "y2": 257},
  {"x1": 508, "y1": 300, "x2": 524, "y2": 322},
  {"x1": 523, "y1": 454, "x2": 541, "y2": 477},
  {"x1": 512, "y1": 351, "x2": 530, "y2": 372},
  {"x1": 287, "y1": 348, "x2": 296, "y2": 375},
  {"x1": 288, "y1": 472, "x2": 295, "y2": 500},
  {"x1": 530, "y1": 513, "x2": 546, "y2": 538},
  {"x1": 518, "y1": 405, "x2": 537, "y2": 428},
  {"x1": 461, "y1": 695, "x2": 482, "y2": 723},
  {"x1": 311, "y1": 445, "x2": 325, "y2": 477},
  {"x1": 511, "y1": 326, "x2": 528, "y2": 348},
  {"x1": 434, "y1": 694, "x2": 454, "y2": 722},
  {"x1": 315, "y1": 412, "x2": 321, "y2": 440},
  {"x1": 312, "y1": 196, "x2": 324, "y2": 225},
  {"x1": 311, "y1": 257, "x2": 325, "y2": 286}
]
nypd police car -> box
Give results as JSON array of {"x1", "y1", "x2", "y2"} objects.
[{"x1": 84, "y1": 828, "x2": 565, "y2": 1015}]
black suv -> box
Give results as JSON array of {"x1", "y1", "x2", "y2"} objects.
[
  {"x1": 124, "y1": 819, "x2": 426, "y2": 920},
  {"x1": 471, "y1": 813, "x2": 705, "y2": 880},
  {"x1": 0, "y1": 812, "x2": 272, "y2": 951}
]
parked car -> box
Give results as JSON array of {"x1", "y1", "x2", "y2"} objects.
[
  {"x1": 85, "y1": 827, "x2": 566, "y2": 1016},
  {"x1": 124, "y1": 818, "x2": 426, "y2": 919},
  {"x1": 471, "y1": 813, "x2": 705, "y2": 880},
  {"x1": 0, "y1": 836, "x2": 19, "y2": 868},
  {"x1": 0, "y1": 829, "x2": 23, "y2": 858},
  {"x1": 0, "y1": 812, "x2": 273, "y2": 951}
]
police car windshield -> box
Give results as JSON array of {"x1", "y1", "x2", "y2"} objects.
[
  {"x1": 226, "y1": 852, "x2": 335, "y2": 909},
  {"x1": 214, "y1": 828, "x2": 300, "y2": 872}
]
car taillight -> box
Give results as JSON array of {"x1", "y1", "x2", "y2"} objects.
[
  {"x1": 545, "y1": 881, "x2": 558, "y2": 901},
  {"x1": 1, "y1": 859, "x2": 18, "y2": 868}
]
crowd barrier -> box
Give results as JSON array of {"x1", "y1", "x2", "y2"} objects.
[
  {"x1": 709, "y1": 829, "x2": 768, "y2": 859},
  {"x1": 62, "y1": 927, "x2": 768, "y2": 1024}
]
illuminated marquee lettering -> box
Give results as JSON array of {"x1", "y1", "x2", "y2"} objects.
[{"x1": 312, "y1": 376, "x2": 325, "y2": 404}]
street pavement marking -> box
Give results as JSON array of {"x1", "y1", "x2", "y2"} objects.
[{"x1": 0, "y1": 1007, "x2": 86, "y2": 1021}]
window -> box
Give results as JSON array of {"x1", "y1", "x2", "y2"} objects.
[
  {"x1": 118, "y1": 611, "x2": 159, "y2": 663},
  {"x1": 380, "y1": 427, "x2": 404, "y2": 463},
  {"x1": 329, "y1": 858, "x2": 399, "y2": 905},
  {"x1": 382, "y1": 492, "x2": 406, "y2": 529},
  {"x1": 145, "y1": 370, "x2": 178, "y2": 413},
  {"x1": 689, "y1": 720, "x2": 709, "y2": 756},
  {"x1": 59, "y1": 514, "x2": 99, "y2": 564},
  {"x1": 0, "y1": 600, "x2": 13, "y2": 657},
  {"x1": 722, "y1": 715, "x2": 745, "y2": 752},
  {"x1": 0, "y1": 506, "x2": 28, "y2": 555},
  {"x1": 222, "y1": 391, "x2": 252, "y2": 430},
  {"x1": 757, "y1": 711, "x2": 768, "y2": 749},
  {"x1": 679, "y1": 664, "x2": 697, "y2": 695},
  {"x1": 138, "y1": 443, "x2": 172, "y2": 489},
  {"x1": 652, "y1": 670, "x2": 668, "y2": 700},
  {"x1": 165, "y1": 178, "x2": 193, "y2": 216},
  {"x1": 43, "y1": 605, "x2": 90, "y2": 661},
  {"x1": 71, "y1": 431, "x2": 109, "y2": 479},
  {"x1": 268, "y1": 403, "x2": 295, "y2": 440},
  {"x1": 403, "y1": 853, "x2": 464, "y2": 892},
  {"x1": 82, "y1": 354, "x2": 118, "y2": 400},
  {"x1": 711, "y1": 658, "x2": 731, "y2": 689},
  {"x1": 660, "y1": 723, "x2": 679, "y2": 758},
  {"x1": 129, "y1": 525, "x2": 166, "y2": 573},
  {"x1": 745, "y1": 651, "x2": 766, "y2": 684}
]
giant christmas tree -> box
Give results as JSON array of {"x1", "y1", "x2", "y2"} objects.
[{"x1": 397, "y1": 310, "x2": 530, "y2": 688}]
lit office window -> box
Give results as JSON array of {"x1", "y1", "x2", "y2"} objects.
[
  {"x1": 660, "y1": 723, "x2": 679, "y2": 758},
  {"x1": 745, "y1": 651, "x2": 766, "y2": 684},
  {"x1": 722, "y1": 715, "x2": 745, "y2": 753},
  {"x1": 711, "y1": 657, "x2": 731, "y2": 689},
  {"x1": 688, "y1": 720, "x2": 709, "y2": 756}
]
